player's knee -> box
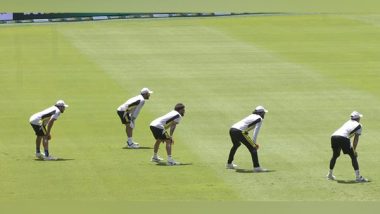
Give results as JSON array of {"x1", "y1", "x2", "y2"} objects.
[
  {"x1": 233, "y1": 143, "x2": 241, "y2": 148},
  {"x1": 333, "y1": 153, "x2": 340, "y2": 158},
  {"x1": 349, "y1": 153, "x2": 356, "y2": 160}
]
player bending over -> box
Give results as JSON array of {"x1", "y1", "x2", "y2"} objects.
[
  {"x1": 327, "y1": 111, "x2": 368, "y2": 182},
  {"x1": 227, "y1": 106, "x2": 268, "y2": 172},
  {"x1": 29, "y1": 100, "x2": 68, "y2": 160},
  {"x1": 117, "y1": 88, "x2": 153, "y2": 148},
  {"x1": 150, "y1": 103, "x2": 185, "y2": 166}
]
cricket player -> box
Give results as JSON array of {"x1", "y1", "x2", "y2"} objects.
[
  {"x1": 117, "y1": 88, "x2": 153, "y2": 148},
  {"x1": 29, "y1": 100, "x2": 69, "y2": 160},
  {"x1": 150, "y1": 103, "x2": 185, "y2": 165},
  {"x1": 226, "y1": 106, "x2": 268, "y2": 172},
  {"x1": 327, "y1": 111, "x2": 368, "y2": 182}
]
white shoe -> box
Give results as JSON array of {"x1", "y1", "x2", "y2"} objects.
[
  {"x1": 226, "y1": 163, "x2": 238, "y2": 169},
  {"x1": 126, "y1": 143, "x2": 140, "y2": 149},
  {"x1": 167, "y1": 159, "x2": 180, "y2": 166},
  {"x1": 253, "y1": 167, "x2": 268, "y2": 172},
  {"x1": 356, "y1": 176, "x2": 368, "y2": 182},
  {"x1": 35, "y1": 153, "x2": 44, "y2": 160},
  {"x1": 151, "y1": 156, "x2": 163, "y2": 162},
  {"x1": 326, "y1": 173, "x2": 336, "y2": 180},
  {"x1": 43, "y1": 155, "x2": 58, "y2": 161},
  {"x1": 127, "y1": 140, "x2": 139, "y2": 145}
]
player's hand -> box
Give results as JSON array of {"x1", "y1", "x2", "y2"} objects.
[
  {"x1": 129, "y1": 121, "x2": 135, "y2": 128},
  {"x1": 167, "y1": 136, "x2": 174, "y2": 144},
  {"x1": 255, "y1": 143, "x2": 260, "y2": 150}
]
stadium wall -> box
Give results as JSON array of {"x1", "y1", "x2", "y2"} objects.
[{"x1": 0, "y1": 12, "x2": 256, "y2": 24}]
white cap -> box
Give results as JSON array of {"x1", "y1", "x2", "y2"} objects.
[
  {"x1": 56, "y1": 100, "x2": 69, "y2": 108},
  {"x1": 350, "y1": 111, "x2": 362, "y2": 119},
  {"x1": 254, "y1": 105, "x2": 268, "y2": 113},
  {"x1": 141, "y1": 87, "x2": 153, "y2": 94}
]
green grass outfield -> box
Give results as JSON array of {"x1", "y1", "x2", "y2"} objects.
[{"x1": 1, "y1": 14, "x2": 380, "y2": 201}]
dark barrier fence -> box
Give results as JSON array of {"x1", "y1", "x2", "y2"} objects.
[
  {"x1": 1, "y1": 12, "x2": 264, "y2": 24},
  {"x1": 11, "y1": 13, "x2": 130, "y2": 20}
]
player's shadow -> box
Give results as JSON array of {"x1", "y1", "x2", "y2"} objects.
[
  {"x1": 235, "y1": 169, "x2": 276, "y2": 173},
  {"x1": 35, "y1": 158, "x2": 75, "y2": 161},
  {"x1": 154, "y1": 162, "x2": 193, "y2": 166},
  {"x1": 336, "y1": 179, "x2": 371, "y2": 184},
  {"x1": 122, "y1": 146, "x2": 153, "y2": 150}
]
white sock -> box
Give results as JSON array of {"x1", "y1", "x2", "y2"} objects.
[
  {"x1": 153, "y1": 153, "x2": 158, "y2": 158},
  {"x1": 355, "y1": 170, "x2": 360, "y2": 178},
  {"x1": 168, "y1": 155, "x2": 172, "y2": 160},
  {"x1": 127, "y1": 137, "x2": 133, "y2": 143},
  {"x1": 329, "y1": 169, "x2": 333, "y2": 175}
]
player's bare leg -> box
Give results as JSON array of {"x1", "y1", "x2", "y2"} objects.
[
  {"x1": 153, "y1": 140, "x2": 161, "y2": 154},
  {"x1": 126, "y1": 125, "x2": 133, "y2": 138},
  {"x1": 42, "y1": 136, "x2": 49, "y2": 157},
  {"x1": 151, "y1": 140, "x2": 163, "y2": 162},
  {"x1": 35, "y1": 136, "x2": 43, "y2": 159},
  {"x1": 125, "y1": 124, "x2": 139, "y2": 148},
  {"x1": 166, "y1": 139, "x2": 178, "y2": 165},
  {"x1": 41, "y1": 136, "x2": 57, "y2": 160},
  {"x1": 165, "y1": 139, "x2": 172, "y2": 156},
  {"x1": 36, "y1": 136, "x2": 42, "y2": 152},
  {"x1": 126, "y1": 125, "x2": 134, "y2": 144}
]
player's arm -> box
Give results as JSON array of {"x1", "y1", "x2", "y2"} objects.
[
  {"x1": 46, "y1": 117, "x2": 57, "y2": 139},
  {"x1": 351, "y1": 124, "x2": 362, "y2": 153},
  {"x1": 128, "y1": 102, "x2": 143, "y2": 129},
  {"x1": 252, "y1": 121, "x2": 262, "y2": 146},
  {"x1": 353, "y1": 134, "x2": 359, "y2": 150},
  {"x1": 131, "y1": 101, "x2": 145, "y2": 121},
  {"x1": 242, "y1": 129, "x2": 259, "y2": 149},
  {"x1": 169, "y1": 123, "x2": 177, "y2": 136},
  {"x1": 169, "y1": 123, "x2": 177, "y2": 143}
]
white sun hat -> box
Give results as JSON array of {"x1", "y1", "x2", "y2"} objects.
[
  {"x1": 255, "y1": 105, "x2": 268, "y2": 113},
  {"x1": 56, "y1": 100, "x2": 69, "y2": 108},
  {"x1": 141, "y1": 87, "x2": 154, "y2": 94},
  {"x1": 350, "y1": 111, "x2": 363, "y2": 119}
]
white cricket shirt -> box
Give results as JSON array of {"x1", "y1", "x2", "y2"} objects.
[
  {"x1": 332, "y1": 119, "x2": 362, "y2": 139},
  {"x1": 29, "y1": 106, "x2": 61, "y2": 125},
  {"x1": 232, "y1": 114, "x2": 263, "y2": 143},
  {"x1": 117, "y1": 95, "x2": 145, "y2": 118},
  {"x1": 150, "y1": 110, "x2": 182, "y2": 130}
]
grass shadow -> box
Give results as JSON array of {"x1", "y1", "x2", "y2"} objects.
[
  {"x1": 154, "y1": 162, "x2": 193, "y2": 166},
  {"x1": 122, "y1": 146, "x2": 153, "y2": 150},
  {"x1": 34, "y1": 158, "x2": 75, "y2": 161},
  {"x1": 336, "y1": 179, "x2": 371, "y2": 184},
  {"x1": 235, "y1": 169, "x2": 276, "y2": 173}
]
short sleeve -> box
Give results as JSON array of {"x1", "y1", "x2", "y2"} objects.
[
  {"x1": 51, "y1": 110, "x2": 61, "y2": 120},
  {"x1": 174, "y1": 116, "x2": 182, "y2": 124},
  {"x1": 356, "y1": 126, "x2": 362, "y2": 135}
]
